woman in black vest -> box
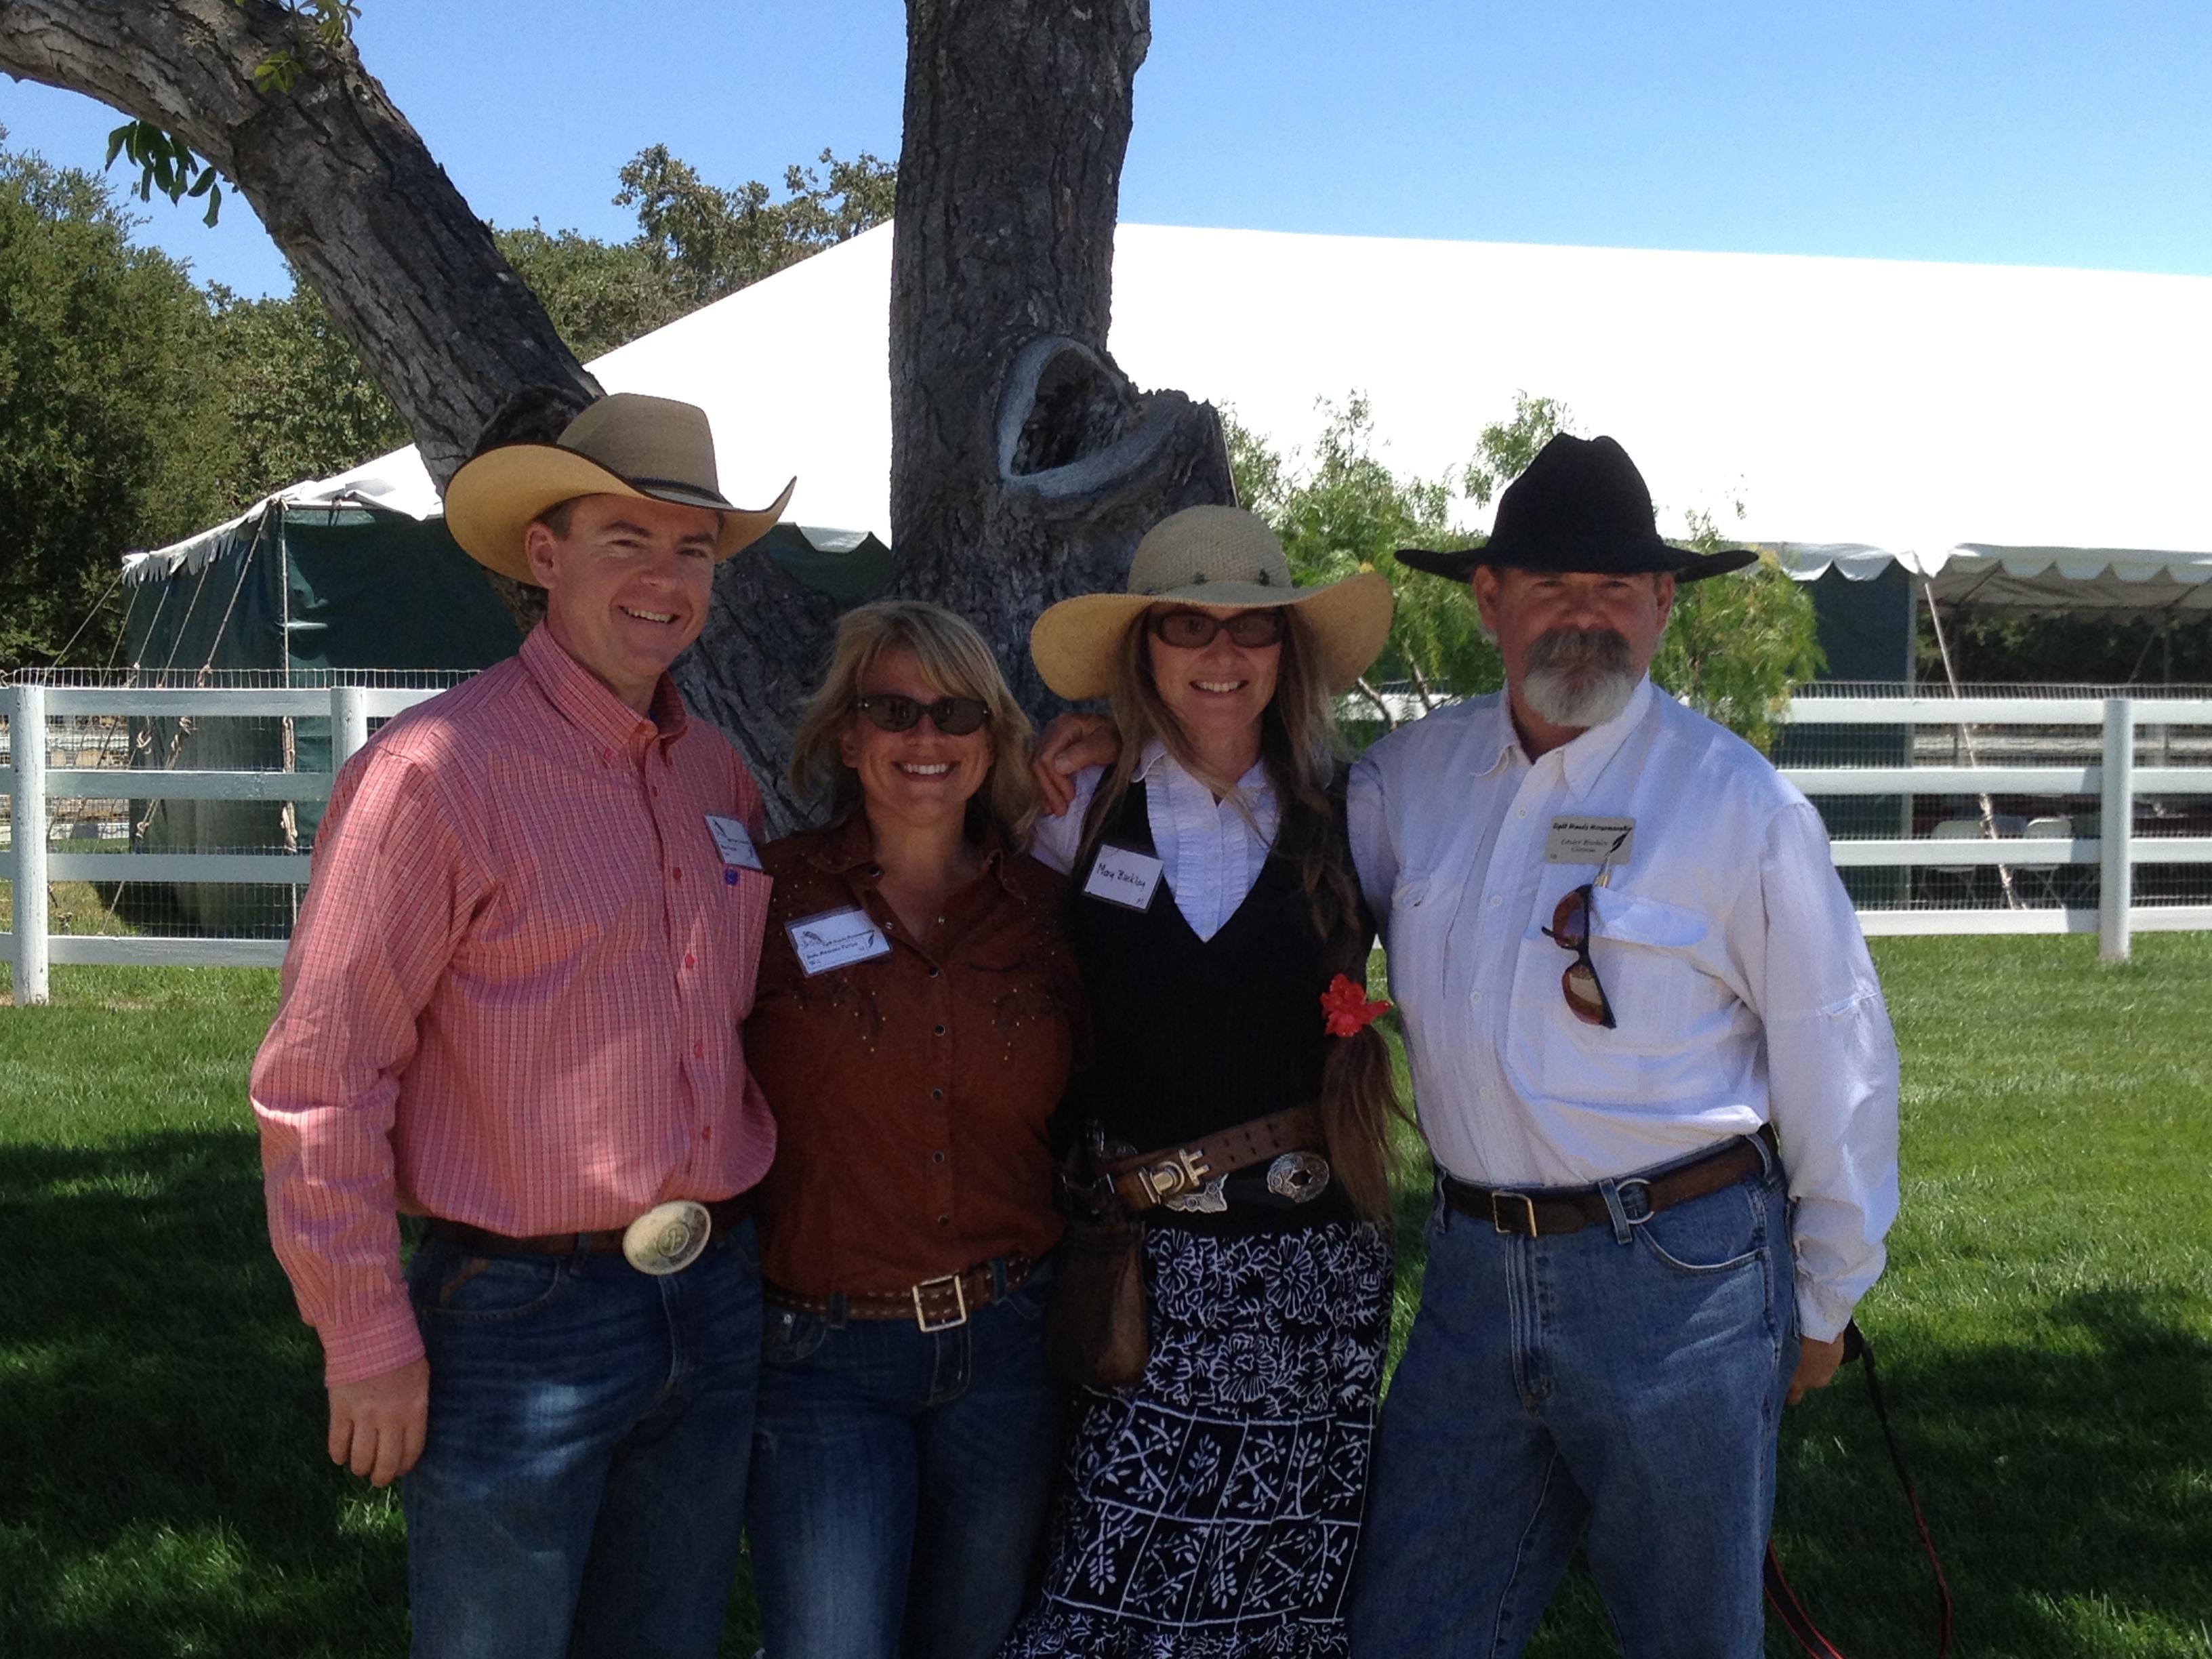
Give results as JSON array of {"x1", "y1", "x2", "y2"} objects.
[{"x1": 1001, "y1": 506, "x2": 1403, "y2": 1658}]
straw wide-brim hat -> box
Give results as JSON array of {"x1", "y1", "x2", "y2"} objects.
[
  {"x1": 445, "y1": 392, "x2": 795, "y2": 582},
  {"x1": 1030, "y1": 505, "x2": 1394, "y2": 701},
  {"x1": 1395, "y1": 433, "x2": 1757, "y2": 583}
]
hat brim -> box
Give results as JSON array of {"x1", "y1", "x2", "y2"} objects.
[
  {"x1": 1393, "y1": 542, "x2": 1760, "y2": 583},
  {"x1": 1030, "y1": 571, "x2": 1395, "y2": 701},
  {"x1": 445, "y1": 443, "x2": 796, "y2": 581}
]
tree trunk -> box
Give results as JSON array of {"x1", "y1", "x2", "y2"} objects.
[
  {"x1": 681, "y1": 0, "x2": 1237, "y2": 823},
  {"x1": 880, "y1": 0, "x2": 1234, "y2": 716},
  {"x1": 0, "y1": 0, "x2": 597, "y2": 488}
]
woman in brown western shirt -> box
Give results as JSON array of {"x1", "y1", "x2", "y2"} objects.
[{"x1": 743, "y1": 600, "x2": 1084, "y2": 1659}]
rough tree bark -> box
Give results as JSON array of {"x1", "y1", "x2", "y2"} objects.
[{"x1": 879, "y1": 0, "x2": 1233, "y2": 714}]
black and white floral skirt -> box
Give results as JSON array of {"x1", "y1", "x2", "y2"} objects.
[{"x1": 1001, "y1": 1217, "x2": 1394, "y2": 1659}]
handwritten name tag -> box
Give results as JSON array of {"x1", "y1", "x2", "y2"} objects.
[
  {"x1": 787, "y1": 906, "x2": 892, "y2": 975},
  {"x1": 1082, "y1": 843, "x2": 1166, "y2": 911},
  {"x1": 1547, "y1": 816, "x2": 1636, "y2": 867},
  {"x1": 704, "y1": 815, "x2": 763, "y2": 872}
]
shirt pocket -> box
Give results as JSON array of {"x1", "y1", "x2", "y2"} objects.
[{"x1": 1506, "y1": 886, "x2": 1719, "y2": 1103}]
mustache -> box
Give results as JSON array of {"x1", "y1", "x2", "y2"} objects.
[{"x1": 1524, "y1": 628, "x2": 1633, "y2": 676}]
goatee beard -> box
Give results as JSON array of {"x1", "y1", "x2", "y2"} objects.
[{"x1": 1520, "y1": 628, "x2": 1639, "y2": 729}]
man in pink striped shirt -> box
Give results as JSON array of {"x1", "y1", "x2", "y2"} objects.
[{"x1": 252, "y1": 394, "x2": 795, "y2": 1659}]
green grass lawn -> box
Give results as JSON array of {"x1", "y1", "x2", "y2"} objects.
[{"x1": 3, "y1": 937, "x2": 2208, "y2": 1657}]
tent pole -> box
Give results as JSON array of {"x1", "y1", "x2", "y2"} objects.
[{"x1": 1923, "y1": 583, "x2": 2022, "y2": 911}]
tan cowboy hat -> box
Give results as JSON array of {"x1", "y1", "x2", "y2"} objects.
[
  {"x1": 445, "y1": 392, "x2": 796, "y2": 581},
  {"x1": 1030, "y1": 505, "x2": 1394, "y2": 700}
]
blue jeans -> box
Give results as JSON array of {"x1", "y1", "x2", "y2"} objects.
[
  {"x1": 747, "y1": 1258, "x2": 1064, "y2": 1659},
  {"x1": 400, "y1": 1218, "x2": 764, "y2": 1659},
  {"x1": 1350, "y1": 1151, "x2": 1797, "y2": 1659}
]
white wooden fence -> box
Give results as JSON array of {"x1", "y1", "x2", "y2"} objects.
[
  {"x1": 2, "y1": 684, "x2": 440, "y2": 1003},
  {"x1": 1771, "y1": 694, "x2": 2212, "y2": 956},
  {"x1": 5, "y1": 687, "x2": 2209, "y2": 1005}
]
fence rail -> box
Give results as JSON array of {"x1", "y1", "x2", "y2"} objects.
[
  {"x1": 1775, "y1": 693, "x2": 2207, "y2": 955},
  {"x1": 7, "y1": 687, "x2": 2210, "y2": 1003},
  {"x1": 3, "y1": 684, "x2": 441, "y2": 1001}
]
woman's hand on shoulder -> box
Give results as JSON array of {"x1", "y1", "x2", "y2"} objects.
[{"x1": 1031, "y1": 713, "x2": 1122, "y2": 817}]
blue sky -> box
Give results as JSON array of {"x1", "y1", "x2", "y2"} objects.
[{"x1": 3, "y1": 0, "x2": 2209, "y2": 298}]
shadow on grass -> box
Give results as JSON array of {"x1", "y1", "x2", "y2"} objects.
[
  {"x1": 1761, "y1": 1289, "x2": 2212, "y2": 1659},
  {"x1": 0, "y1": 1127, "x2": 409, "y2": 1658}
]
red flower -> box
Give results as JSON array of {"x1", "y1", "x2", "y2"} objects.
[{"x1": 1320, "y1": 973, "x2": 1392, "y2": 1038}]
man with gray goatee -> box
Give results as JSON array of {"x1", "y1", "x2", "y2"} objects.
[{"x1": 1346, "y1": 434, "x2": 1900, "y2": 1658}]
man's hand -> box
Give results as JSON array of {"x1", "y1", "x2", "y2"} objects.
[
  {"x1": 1030, "y1": 713, "x2": 1122, "y2": 817},
  {"x1": 1786, "y1": 1333, "x2": 1847, "y2": 1404},
  {"x1": 328, "y1": 1358, "x2": 430, "y2": 1486}
]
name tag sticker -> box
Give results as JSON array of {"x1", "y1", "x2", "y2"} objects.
[
  {"x1": 787, "y1": 906, "x2": 892, "y2": 975},
  {"x1": 1082, "y1": 843, "x2": 1165, "y2": 911},
  {"x1": 704, "y1": 815, "x2": 763, "y2": 872},
  {"x1": 1546, "y1": 817, "x2": 1636, "y2": 867}
]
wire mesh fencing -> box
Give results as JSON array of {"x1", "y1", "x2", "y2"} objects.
[
  {"x1": 5, "y1": 675, "x2": 466, "y2": 989},
  {"x1": 1776, "y1": 683, "x2": 2212, "y2": 930}
]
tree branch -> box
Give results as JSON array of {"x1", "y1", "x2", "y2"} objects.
[{"x1": 0, "y1": 0, "x2": 596, "y2": 486}]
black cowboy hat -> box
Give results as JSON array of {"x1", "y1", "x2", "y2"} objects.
[{"x1": 1395, "y1": 433, "x2": 1759, "y2": 583}]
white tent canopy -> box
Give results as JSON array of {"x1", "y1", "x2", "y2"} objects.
[{"x1": 144, "y1": 222, "x2": 2212, "y2": 592}]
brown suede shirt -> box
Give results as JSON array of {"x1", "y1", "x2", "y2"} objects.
[{"x1": 746, "y1": 817, "x2": 1084, "y2": 1296}]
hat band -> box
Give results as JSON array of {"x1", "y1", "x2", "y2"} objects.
[{"x1": 623, "y1": 474, "x2": 735, "y2": 509}]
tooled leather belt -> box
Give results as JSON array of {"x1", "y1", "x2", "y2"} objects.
[
  {"x1": 1442, "y1": 1124, "x2": 1779, "y2": 1239},
  {"x1": 763, "y1": 1251, "x2": 1036, "y2": 1333},
  {"x1": 1101, "y1": 1106, "x2": 1330, "y2": 1212}
]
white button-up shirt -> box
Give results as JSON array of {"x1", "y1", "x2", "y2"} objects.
[
  {"x1": 1031, "y1": 742, "x2": 1277, "y2": 941},
  {"x1": 1349, "y1": 678, "x2": 1900, "y2": 1341}
]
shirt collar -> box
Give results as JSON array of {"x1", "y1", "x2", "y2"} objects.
[
  {"x1": 801, "y1": 811, "x2": 1020, "y2": 898},
  {"x1": 1134, "y1": 738, "x2": 1271, "y2": 796},
  {"x1": 520, "y1": 624, "x2": 690, "y2": 759},
  {"x1": 1557, "y1": 676, "x2": 1656, "y2": 798},
  {"x1": 1472, "y1": 675, "x2": 1655, "y2": 795},
  {"x1": 1467, "y1": 694, "x2": 1523, "y2": 779}
]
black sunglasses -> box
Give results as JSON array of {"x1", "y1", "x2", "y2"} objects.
[
  {"x1": 1541, "y1": 884, "x2": 1617, "y2": 1029},
  {"x1": 853, "y1": 693, "x2": 991, "y2": 737},
  {"x1": 1145, "y1": 608, "x2": 1289, "y2": 650}
]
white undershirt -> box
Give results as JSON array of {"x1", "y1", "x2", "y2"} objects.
[{"x1": 1030, "y1": 741, "x2": 1279, "y2": 941}]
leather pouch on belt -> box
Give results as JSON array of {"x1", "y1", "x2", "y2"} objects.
[{"x1": 1042, "y1": 1150, "x2": 1150, "y2": 1390}]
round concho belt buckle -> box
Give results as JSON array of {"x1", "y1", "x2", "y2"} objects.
[
  {"x1": 623, "y1": 1200, "x2": 712, "y2": 1275},
  {"x1": 1267, "y1": 1151, "x2": 1332, "y2": 1203}
]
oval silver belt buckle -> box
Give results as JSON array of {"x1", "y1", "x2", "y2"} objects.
[
  {"x1": 623, "y1": 1200, "x2": 712, "y2": 1275},
  {"x1": 1267, "y1": 1151, "x2": 1332, "y2": 1203}
]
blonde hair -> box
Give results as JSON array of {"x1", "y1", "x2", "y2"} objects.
[
  {"x1": 788, "y1": 600, "x2": 1040, "y2": 850},
  {"x1": 1077, "y1": 606, "x2": 1407, "y2": 1218}
]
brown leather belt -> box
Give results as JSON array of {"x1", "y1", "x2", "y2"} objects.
[
  {"x1": 1102, "y1": 1107, "x2": 1324, "y2": 1211},
  {"x1": 424, "y1": 1193, "x2": 752, "y2": 1258},
  {"x1": 1443, "y1": 1126, "x2": 1778, "y2": 1239},
  {"x1": 764, "y1": 1252, "x2": 1036, "y2": 1334}
]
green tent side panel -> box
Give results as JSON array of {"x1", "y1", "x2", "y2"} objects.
[
  {"x1": 282, "y1": 510, "x2": 523, "y2": 672},
  {"x1": 117, "y1": 507, "x2": 521, "y2": 933}
]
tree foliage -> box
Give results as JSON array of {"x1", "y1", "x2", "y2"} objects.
[
  {"x1": 1655, "y1": 509, "x2": 1824, "y2": 753},
  {"x1": 0, "y1": 132, "x2": 894, "y2": 667},
  {"x1": 1233, "y1": 390, "x2": 1824, "y2": 751},
  {"x1": 0, "y1": 134, "x2": 229, "y2": 665},
  {"x1": 205, "y1": 281, "x2": 411, "y2": 507},
  {"x1": 615, "y1": 146, "x2": 897, "y2": 309}
]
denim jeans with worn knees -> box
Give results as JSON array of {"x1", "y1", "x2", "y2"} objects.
[
  {"x1": 746, "y1": 1258, "x2": 1064, "y2": 1659},
  {"x1": 400, "y1": 1218, "x2": 764, "y2": 1659},
  {"x1": 1350, "y1": 1155, "x2": 1797, "y2": 1659}
]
